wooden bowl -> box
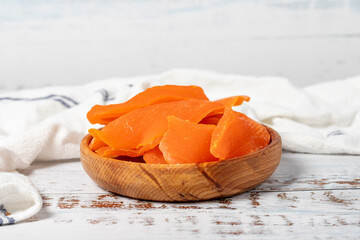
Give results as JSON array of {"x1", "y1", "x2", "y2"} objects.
[{"x1": 80, "y1": 126, "x2": 282, "y2": 202}]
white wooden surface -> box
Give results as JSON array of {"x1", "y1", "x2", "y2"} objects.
[
  {"x1": 1, "y1": 0, "x2": 360, "y2": 90},
  {"x1": 1, "y1": 152, "x2": 359, "y2": 239}
]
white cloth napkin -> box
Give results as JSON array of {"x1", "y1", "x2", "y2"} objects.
[
  {"x1": 1, "y1": 69, "x2": 360, "y2": 224},
  {"x1": 0, "y1": 172, "x2": 42, "y2": 225}
]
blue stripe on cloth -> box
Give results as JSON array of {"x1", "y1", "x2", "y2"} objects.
[
  {"x1": 53, "y1": 98, "x2": 72, "y2": 108},
  {"x1": 95, "y1": 89, "x2": 115, "y2": 102},
  {"x1": 56, "y1": 95, "x2": 79, "y2": 105},
  {"x1": 0, "y1": 94, "x2": 78, "y2": 108},
  {"x1": 0, "y1": 204, "x2": 15, "y2": 225},
  {"x1": 99, "y1": 89, "x2": 109, "y2": 102},
  {"x1": 8, "y1": 217, "x2": 15, "y2": 224},
  {"x1": 327, "y1": 130, "x2": 345, "y2": 138},
  {"x1": 95, "y1": 89, "x2": 112, "y2": 102},
  {"x1": 0, "y1": 204, "x2": 6, "y2": 214}
]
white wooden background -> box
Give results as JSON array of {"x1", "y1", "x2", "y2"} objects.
[
  {"x1": 0, "y1": 0, "x2": 360, "y2": 90},
  {"x1": 1, "y1": 152, "x2": 359, "y2": 239}
]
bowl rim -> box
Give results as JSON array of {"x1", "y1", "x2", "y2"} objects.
[{"x1": 81, "y1": 125, "x2": 281, "y2": 168}]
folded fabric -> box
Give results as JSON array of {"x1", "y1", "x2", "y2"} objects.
[
  {"x1": 0, "y1": 172, "x2": 42, "y2": 225},
  {"x1": 0, "y1": 69, "x2": 359, "y2": 224}
]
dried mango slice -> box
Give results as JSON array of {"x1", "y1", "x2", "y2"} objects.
[
  {"x1": 159, "y1": 116, "x2": 218, "y2": 164},
  {"x1": 143, "y1": 147, "x2": 168, "y2": 164},
  {"x1": 203, "y1": 95, "x2": 250, "y2": 118},
  {"x1": 210, "y1": 108, "x2": 270, "y2": 160},
  {"x1": 90, "y1": 128, "x2": 153, "y2": 157},
  {"x1": 200, "y1": 114, "x2": 223, "y2": 125},
  {"x1": 95, "y1": 146, "x2": 114, "y2": 157},
  {"x1": 89, "y1": 100, "x2": 226, "y2": 152},
  {"x1": 199, "y1": 96, "x2": 249, "y2": 125},
  {"x1": 89, "y1": 136, "x2": 107, "y2": 151},
  {"x1": 95, "y1": 145, "x2": 150, "y2": 158},
  {"x1": 87, "y1": 85, "x2": 209, "y2": 125},
  {"x1": 214, "y1": 95, "x2": 250, "y2": 108},
  {"x1": 95, "y1": 145, "x2": 145, "y2": 163}
]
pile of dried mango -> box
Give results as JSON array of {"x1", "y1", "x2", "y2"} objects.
[{"x1": 87, "y1": 85, "x2": 270, "y2": 164}]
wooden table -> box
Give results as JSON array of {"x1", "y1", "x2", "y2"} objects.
[{"x1": 3, "y1": 152, "x2": 360, "y2": 239}]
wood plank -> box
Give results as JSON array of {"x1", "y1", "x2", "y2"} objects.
[
  {"x1": 3, "y1": 189, "x2": 360, "y2": 239},
  {"x1": 19, "y1": 152, "x2": 360, "y2": 194},
  {"x1": 3, "y1": 153, "x2": 358, "y2": 238},
  {"x1": 258, "y1": 152, "x2": 360, "y2": 191}
]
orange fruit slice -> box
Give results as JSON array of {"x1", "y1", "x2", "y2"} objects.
[
  {"x1": 95, "y1": 145, "x2": 152, "y2": 158},
  {"x1": 210, "y1": 108, "x2": 270, "y2": 160},
  {"x1": 87, "y1": 85, "x2": 209, "y2": 124},
  {"x1": 143, "y1": 147, "x2": 168, "y2": 164},
  {"x1": 88, "y1": 137, "x2": 107, "y2": 151},
  {"x1": 159, "y1": 116, "x2": 218, "y2": 164},
  {"x1": 214, "y1": 95, "x2": 250, "y2": 108},
  {"x1": 200, "y1": 114, "x2": 223, "y2": 125},
  {"x1": 89, "y1": 100, "x2": 227, "y2": 152}
]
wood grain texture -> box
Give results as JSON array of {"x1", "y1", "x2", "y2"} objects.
[
  {"x1": 9, "y1": 190, "x2": 360, "y2": 239},
  {"x1": 19, "y1": 153, "x2": 360, "y2": 194},
  {"x1": 7, "y1": 153, "x2": 359, "y2": 239},
  {"x1": 80, "y1": 126, "x2": 282, "y2": 202}
]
